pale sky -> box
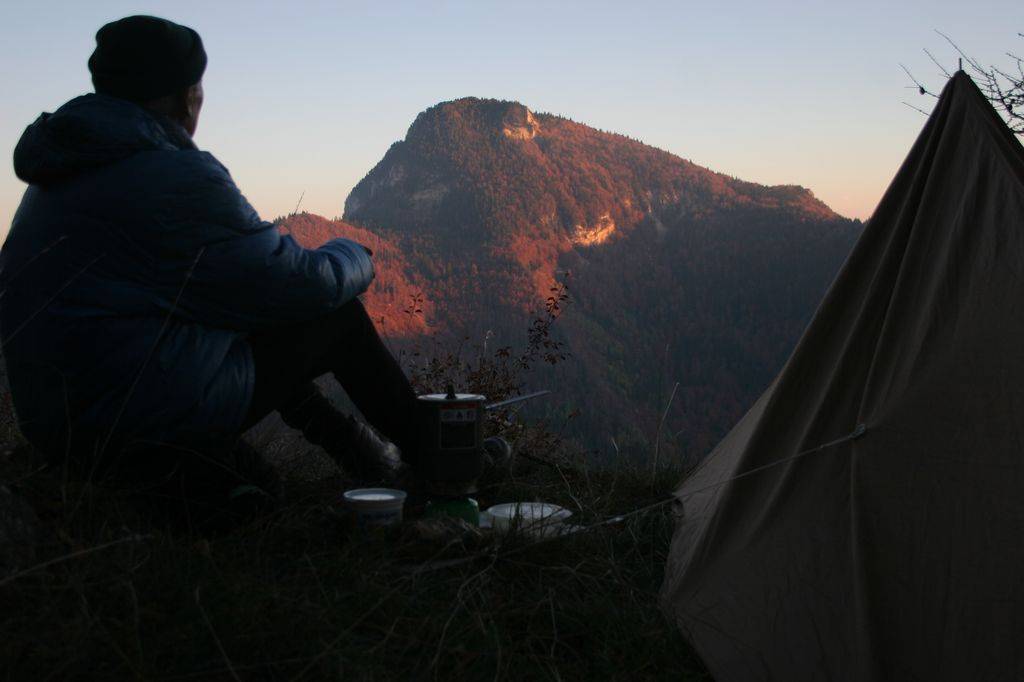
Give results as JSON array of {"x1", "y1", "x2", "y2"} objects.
[{"x1": 2, "y1": 0, "x2": 1020, "y2": 236}]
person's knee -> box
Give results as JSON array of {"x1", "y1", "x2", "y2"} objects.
[
  {"x1": 328, "y1": 298, "x2": 376, "y2": 335},
  {"x1": 338, "y1": 297, "x2": 368, "y2": 318}
]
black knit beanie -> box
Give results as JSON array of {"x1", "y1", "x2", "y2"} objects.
[{"x1": 88, "y1": 16, "x2": 206, "y2": 102}]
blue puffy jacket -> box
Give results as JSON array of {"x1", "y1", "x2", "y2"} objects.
[{"x1": 1, "y1": 94, "x2": 374, "y2": 460}]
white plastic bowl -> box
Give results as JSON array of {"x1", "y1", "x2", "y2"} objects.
[
  {"x1": 485, "y1": 502, "x2": 572, "y2": 535},
  {"x1": 343, "y1": 488, "x2": 407, "y2": 528}
]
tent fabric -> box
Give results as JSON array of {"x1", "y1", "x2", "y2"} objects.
[{"x1": 660, "y1": 72, "x2": 1024, "y2": 681}]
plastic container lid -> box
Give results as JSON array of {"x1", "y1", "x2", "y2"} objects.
[
  {"x1": 343, "y1": 488, "x2": 407, "y2": 509},
  {"x1": 485, "y1": 502, "x2": 572, "y2": 534},
  {"x1": 418, "y1": 393, "x2": 486, "y2": 402}
]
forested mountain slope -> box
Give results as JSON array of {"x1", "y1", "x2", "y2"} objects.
[{"x1": 289, "y1": 98, "x2": 863, "y2": 461}]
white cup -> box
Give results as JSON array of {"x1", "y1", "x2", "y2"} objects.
[{"x1": 343, "y1": 488, "x2": 407, "y2": 528}]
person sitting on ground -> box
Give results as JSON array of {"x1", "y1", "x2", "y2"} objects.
[{"x1": 0, "y1": 15, "x2": 419, "y2": 526}]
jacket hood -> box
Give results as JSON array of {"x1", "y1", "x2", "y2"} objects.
[{"x1": 13, "y1": 94, "x2": 195, "y2": 185}]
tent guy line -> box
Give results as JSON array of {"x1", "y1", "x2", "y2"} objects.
[
  {"x1": 665, "y1": 422, "x2": 867, "y2": 505},
  {"x1": 407, "y1": 422, "x2": 870, "y2": 574}
]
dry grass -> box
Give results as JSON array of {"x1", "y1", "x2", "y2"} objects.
[{"x1": 0, "y1": 419, "x2": 708, "y2": 681}]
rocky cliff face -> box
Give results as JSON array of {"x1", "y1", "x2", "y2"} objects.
[{"x1": 339, "y1": 97, "x2": 862, "y2": 461}]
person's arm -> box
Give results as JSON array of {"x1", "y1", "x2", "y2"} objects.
[{"x1": 164, "y1": 152, "x2": 374, "y2": 330}]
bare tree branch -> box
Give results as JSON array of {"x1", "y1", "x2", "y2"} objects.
[
  {"x1": 901, "y1": 101, "x2": 933, "y2": 117},
  {"x1": 924, "y1": 48, "x2": 952, "y2": 79},
  {"x1": 900, "y1": 63, "x2": 938, "y2": 98},
  {"x1": 902, "y1": 31, "x2": 1024, "y2": 136}
]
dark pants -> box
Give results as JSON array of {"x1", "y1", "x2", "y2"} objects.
[
  {"x1": 243, "y1": 298, "x2": 418, "y2": 455},
  {"x1": 116, "y1": 299, "x2": 417, "y2": 531}
]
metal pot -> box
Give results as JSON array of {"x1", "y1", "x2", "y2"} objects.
[{"x1": 414, "y1": 389, "x2": 486, "y2": 495}]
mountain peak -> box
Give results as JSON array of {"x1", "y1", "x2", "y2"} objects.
[
  {"x1": 347, "y1": 96, "x2": 842, "y2": 256},
  {"x1": 406, "y1": 97, "x2": 541, "y2": 144}
]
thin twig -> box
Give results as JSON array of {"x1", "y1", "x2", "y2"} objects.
[
  {"x1": 923, "y1": 48, "x2": 952, "y2": 78},
  {"x1": 287, "y1": 579, "x2": 408, "y2": 681},
  {"x1": 901, "y1": 101, "x2": 933, "y2": 117},
  {"x1": 285, "y1": 538, "x2": 477, "y2": 682},
  {"x1": 195, "y1": 587, "x2": 242, "y2": 682},
  {"x1": 899, "y1": 63, "x2": 938, "y2": 99},
  {"x1": 429, "y1": 561, "x2": 495, "y2": 673},
  {"x1": 0, "y1": 234, "x2": 69, "y2": 302},
  {"x1": 97, "y1": 247, "x2": 206, "y2": 458},
  {"x1": 0, "y1": 534, "x2": 150, "y2": 587},
  {"x1": 936, "y1": 30, "x2": 984, "y2": 72},
  {"x1": 651, "y1": 382, "x2": 679, "y2": 481},
  {"x1": 0, "y1": 253, "x2": 105, "y2": 350}
]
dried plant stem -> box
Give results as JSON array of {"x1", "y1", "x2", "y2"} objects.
[
  {"x1": 0, "y1": 534, "x2": 149, "y2": 588},
  {"x1": 195, "y1": 587, "x2": 242, "y2": 682},
  {"x1": 651, "y1": 382, "x2": 679, "y2": 482}
]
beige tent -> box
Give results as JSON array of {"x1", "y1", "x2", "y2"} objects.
[{"x1": 661, "y1": 72, "x2": 1024, "y2": 681}]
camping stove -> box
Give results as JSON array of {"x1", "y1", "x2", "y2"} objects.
[
  {"x1": 414, "y1": 386, "x2": 486, "y2": 496},
  {"x1": 414, "y1": 386, "x2": 551, "y2": 509}
]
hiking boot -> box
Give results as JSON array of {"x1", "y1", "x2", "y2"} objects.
[
  {"x1": 337, "y1": 415, "x2": 406, "y2": 484},
  {"x1": 230, "y1": 438, "x2": 283, "y2": 501},
  {"x1": 278, "y1": 383, "x2": 406, "y2": 484}
]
